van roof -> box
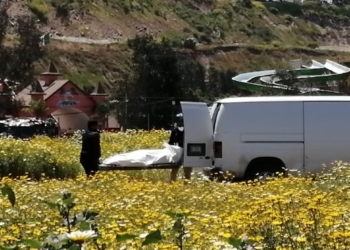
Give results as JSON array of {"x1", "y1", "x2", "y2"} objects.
[{"x1": 218, "y1": 96, "x2": 350, "y2": 104}]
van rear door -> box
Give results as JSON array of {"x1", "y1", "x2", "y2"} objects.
[{"x1": 181, "y1": 102, "x2": 213, "y2": 168}]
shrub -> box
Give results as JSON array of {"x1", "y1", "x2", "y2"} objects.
[
  {"x1": 183, "y1": 38, "x2": 197, "y2": 49},
  {"x1": 269, "y1": 6, "x2": 279, "y2": 15},
  {"x1": 27, "y1": 0, "x2": 49, "y2": 22},
  {"x1": 0, "y1": 130, "x2": 170, "y2": 180},
  {"x1": 307, "y1": 42, "x2": 319, "y2": 49}
]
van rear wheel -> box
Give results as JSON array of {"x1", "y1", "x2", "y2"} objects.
[{"x1": 244, "y1": 158, "x2": 286, "y2": 182}]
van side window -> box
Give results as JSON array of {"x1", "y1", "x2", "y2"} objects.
[{"x1": 212, "y1": 103, "x2": 221, "y2": 131}]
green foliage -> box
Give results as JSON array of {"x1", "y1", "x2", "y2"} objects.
[
  {"x1": 0, "y1": 137, "x2": 84, "y2": 180},
  {"x1": 1, "y1": 185, "x2": 16, "y2": 207},
  {"x1": 113, "y1": 34, "x2": 236, "y2": 129},
  {"x1": 0, "y1": 99, "x2": 23, "y2": 117},
  {"x1": 51, "y1": 0, "x2": 72, "y2": 18},
  {"x1": 172, "y1": 2, "x2": 230, "y2": 43},
  {"x1": 1, "y1": 190, "x2": 101, "y2": 250},
  {"x1": 29, "y1": 99, "x2": 47, "y2": 117},
  {"x1": 27, "y1": 0, "x2": 49, "y2": 22},
  {"x1": 273, "y1": 68, "x2": 300, "y2": 95},
  {"x1": 264, "y1": 2, "x2": 303, "y2": 16},
  {"x1": 104, "y1": 0, "x2": 155, "y2": 14},
  {"x1": 0, "y1": 5, "x2": 46, "y2": 88},
  {"x1": 183, "y1": 38, "x2": 197, "y2": 49},
  {"x1": 0, "y1": 187, "x2": 256, "y2": 250},
  {"x1": 96, "y1": 101, "x2": 113, "y2": 116},
  {"x1": 112, "y1": 34, "x2": 243, "y2": 129},
  {"x1": 269, "y1": 7, "x2": 279, "y2": 15},
  {"x1": 253, "y1": 27, "x2": 275, "y2": 42}
]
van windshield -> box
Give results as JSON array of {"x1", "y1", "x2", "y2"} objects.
[{"x1": 211, "y1": 102, "x2": 221, "y2": 131}]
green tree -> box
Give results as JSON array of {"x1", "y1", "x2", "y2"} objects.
[
  {"x1": 29, "y1": 100, "x2": 47, "y2": 118},
  {"x1": 0, "y1": 4, "x2": 46, "y2": 88},
  {"x1": 272, "y1": 69, "x2": 300, "y2": 95},
  {"x1": 113, "y1": 35, "x2": 206, "y2": 130},
  {"x1": 0, "y1": 4, "x2": 45, "y2": 118}
]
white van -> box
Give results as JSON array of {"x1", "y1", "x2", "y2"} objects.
[{"x1": 180, "y1": 96, "x2": 350, "y2": 179}]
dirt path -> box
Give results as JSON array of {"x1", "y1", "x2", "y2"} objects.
[
  {"x1": 318, "y1": 46, "x2": 350, "y2": 52},
  {"x1": 50, "y1": 35, "x2": 120, "y2": 45},
  {"x1": 49, "y1": 35, "x2": 350, "y2": 54}
]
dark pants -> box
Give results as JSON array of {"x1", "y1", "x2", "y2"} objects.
[{"x1": 80, "y1": 155, "x2": 99, "y2": 177}]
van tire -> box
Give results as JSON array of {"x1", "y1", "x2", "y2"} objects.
[{"x1": 244, "y1": 158, "x2": 286, "y2": 181}]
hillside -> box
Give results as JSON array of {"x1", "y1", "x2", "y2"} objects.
[
  {"x1": 7, "y1": 0, "x2": 350, "y2": 45},
  {"x1": 6, "y1": 0, "x2": 350, "y2": 88},
  {"x1": 37, "y1": 41, "x2": 350, "y2": 90}
]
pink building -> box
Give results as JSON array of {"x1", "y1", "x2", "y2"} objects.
[{"x1": 16, "y1": 61, "x2": 120, "y2": 132}]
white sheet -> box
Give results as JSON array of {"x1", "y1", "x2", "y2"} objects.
[{"x1": 101, "y1": 143, "x2": 183, "y2": 167}]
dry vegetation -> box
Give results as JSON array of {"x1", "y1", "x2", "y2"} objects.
[{"x1": 33, "y1": 40, "x2": 350, "y2": 89}]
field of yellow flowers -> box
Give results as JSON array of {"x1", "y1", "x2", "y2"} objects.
[{"x1": 0, "y1": 131, "x2": 350, "y2": 249}]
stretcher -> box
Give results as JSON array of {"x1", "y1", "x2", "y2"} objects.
[
  {"x1": 98, "y1": 143, "x2": 183, "y2": 171},
  {"x1": 98, "y1": 162, "x2": 182, "y2": 171}
]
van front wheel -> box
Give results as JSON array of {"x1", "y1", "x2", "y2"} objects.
[{"x1": 244, "y1": 158, "x2": 286, "y2": 182}]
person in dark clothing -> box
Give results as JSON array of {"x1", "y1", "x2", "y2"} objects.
[
  {"x1": 80, "y1": 120, "x2": 101, "y2": 177},
  {"x1": 169, "y1": 117, "x2": 192, "y2": 182},
  {"x1": 168, "y1": 121, "x2": 184, "y2": 148}
]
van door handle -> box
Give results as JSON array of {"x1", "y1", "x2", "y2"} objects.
[{"x1": 205, "y1": 156, "x2": 210, "y2": 159}]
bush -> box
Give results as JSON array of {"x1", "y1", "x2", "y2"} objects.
[
  {"x1": 269, "y1": 6, "x2": 279, "y2": 15},
  {"x1": 307, "y1": 42, "x2": 319, "y2": 49},
  {"x1": 263, "y1": 2, "x2": 303, "y2": 16},
  {"x1": 0, "y1": 130, "x2": 170, "y2": 180},
  {"x1": 183, "y1": 38, "x2": 197, "y2": 49},
  {"x1": 253, "y1": 27, "x2": 275, "y2": 42},
  {"x1": 27, "y1": 0, "x2": 49, "y2": 22}
]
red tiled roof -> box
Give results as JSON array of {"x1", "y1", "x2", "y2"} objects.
[
  {"x1": 30, "y1": 80, "x2": 45, "y2": 94},
  {"x1": 17, "y1": 79, "x2": 69, "y2": 105}
]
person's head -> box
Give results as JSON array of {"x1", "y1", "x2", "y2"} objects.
[{"x1": 87, "y1": 120, "x2": 98, "y2": 131}]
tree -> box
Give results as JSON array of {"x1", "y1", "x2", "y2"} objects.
[
  {"x1": 0, "y1": 5, "x2": 46, "y2": 117},
  {"x1": 0, "y1": 4, "x2": 46, "y2": 88},
  {"x1": 272, "y1": 69, "x2": 300, "y2": 95},
  {"x1": 112, "y1": 35, "x2": 206, "y2": 130},
  {"x1": 29, "y1": 100, "x2": 47, "y2": 118}
]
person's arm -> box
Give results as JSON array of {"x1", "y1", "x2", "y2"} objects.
[
  {"x1": 97, "y1": 133, "x2": 101, "y2": 159},
  {"x1": 81, "y1": 132, "x2": 88, "y2": 153},
  {"x1": 169, "y1": 130, "x2": 176, "y2": 145}
]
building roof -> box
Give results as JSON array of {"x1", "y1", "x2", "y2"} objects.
[
  {"x1": 219, "y1": 96, "x2": 350, "y2": 104},
  {"x1": 41, "y1": 60, "x2": 62, "y2": 76},
  {"x1": 17, "y1": 80, "x2": 69, "y2": 105},
  {"x1": 90, "y1": 82, "x2": 108, "y2": 96},
  {"x1": 30, "y1": 80, "x2": 45, "y2": 94}
]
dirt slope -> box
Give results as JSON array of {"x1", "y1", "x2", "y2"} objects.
[{"x1": 5, "y1": 0, "x2": 350, "y2": 47}]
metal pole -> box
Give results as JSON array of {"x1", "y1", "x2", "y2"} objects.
[
  {"x1": 124, "y1": 92, "x2": 128, "y2": 131},
  {"x1": 147, "y1": 113, "x2": 150, "y2": 131},
  {"x1": 172, "y1": 99, "x2": 175, "y2": 129}
]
